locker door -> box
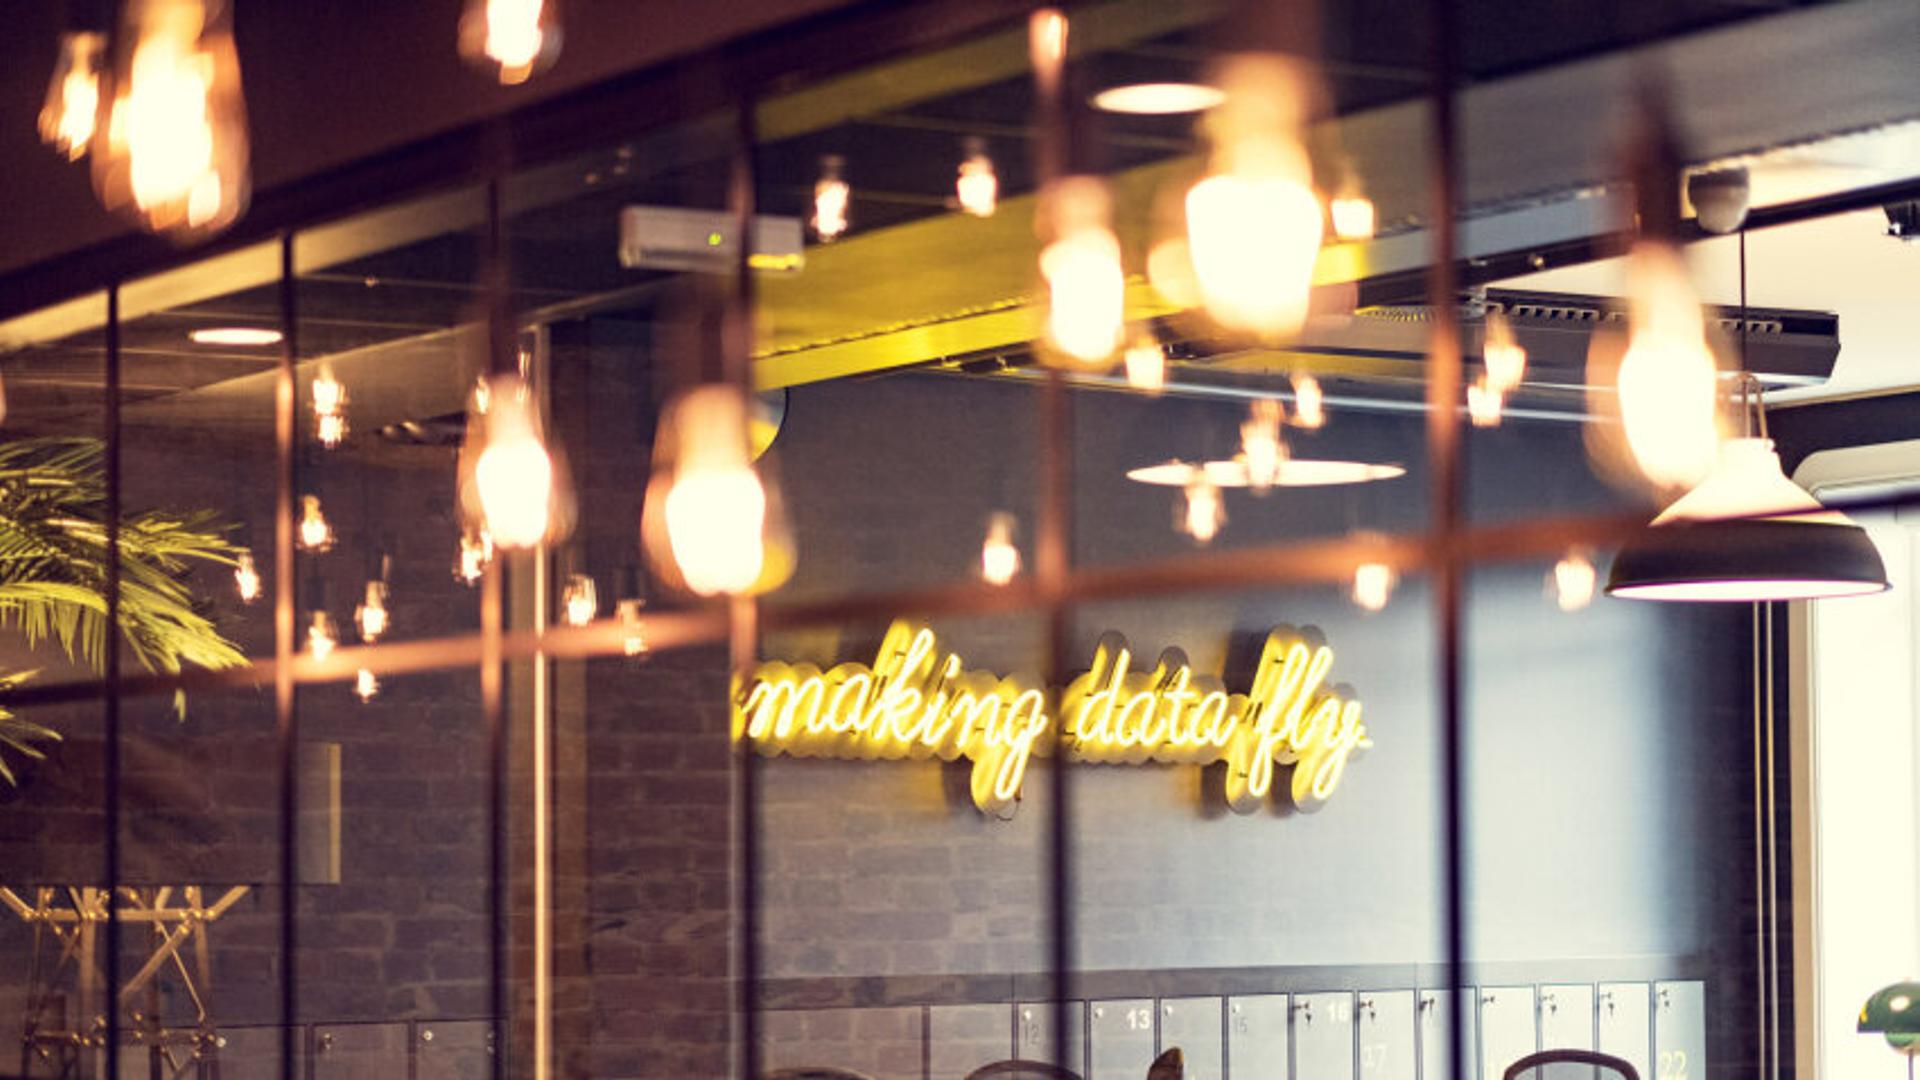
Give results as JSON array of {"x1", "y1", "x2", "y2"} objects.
[
  {"x1": 1478, "y1": 987, "x2": 1538, "y2": 1080},
  {"x1": 1539, "y1": 985, "x2": 1595, "y2": 1052},
  {"x1": 1653, "y1": 982, "x2": 1705, "y2": 1080},
  {"x1": 1356, "y1": 991, "x2": 1415, "y2": 1080},
  {"x1": 1226, "y1": 994, "x2": 1290, "y2": 1079},
  {"x1": 1597, "y1": 983, "x2": 1651, "y2": 1080},
  {"x1": 1417, "y1": 990, "x2": 1477, "y2": 1080},
  {"x1": 1090, "y1": 999, "x2": 1156, "y2": 1080},
  {"x1": 931, "y1": 1004, "x2": 1013, "y2": 1080},
  {"x1": 1018, "y1": 1001, "x2": 1086, "y2": 1076},
  {"x1": 1161, "y1": 997, "x2": 1224, "y2": 1080},
  {"x1": 1293, "y1": 992, "x2": 1355, "y2": 1080}
]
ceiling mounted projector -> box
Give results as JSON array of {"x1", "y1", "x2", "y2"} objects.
[{"x1": 619, "y1": 205, "x2": 805, "y2": 273}]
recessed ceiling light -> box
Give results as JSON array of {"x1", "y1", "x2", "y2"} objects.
[
  {"x1": 189, "y1": 327, "x2": 283, "y2": 347},
  {"x1": 1127, "y1": 458, "x2": 1406, "y2": 488},
  {"x1": 1090, "y1": 82, "x2": 1225, "y2": 115}
]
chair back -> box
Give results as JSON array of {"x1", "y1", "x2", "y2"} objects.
[
  {"x1": 1502, "y1": 1049, "x2": 1640, "y2": 1080},
  {"x1": 1146, "y1": 1046, "x2": 1184, "y2": 1079},
  {"x1": 964, "y1": 1060, "x2": 1083, "y2": 1080},
  {"x1": 764, "y1": 1069, "x2": 878, "y2": 1080}
]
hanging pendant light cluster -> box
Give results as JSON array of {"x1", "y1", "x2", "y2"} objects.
[{"x1": 459, "y1": 0, "x2": 561, "y2": 85}]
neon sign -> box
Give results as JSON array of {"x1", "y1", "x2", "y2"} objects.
[{"x1": 732, "y1": 621, "x2": 1370, "y2": 815}]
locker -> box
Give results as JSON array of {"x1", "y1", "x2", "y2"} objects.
[
  {"x1": 1226, "y1": 994, "x2": 1290, "y2": 1079},
  {"x1": 1653, "y1": 982, "x2": 1706, "y2": 1080},
  {"x1": 418, "y1": 1021, "x2": 495, "y2": 1080},
  {"x1": 1017, "y1": 1001, "x2": 1086, "y2": 1075},
  {"x1": 1597, "y1": 983, "x2": 1651, "y2": 1080},
  {"x1": 761, "y1": 1007, "x2": 922, "y2": 1080},
  {"x1": 1089, "y1": 998, "x2": 1156, "y2": 1080},
  {"x1": 1538, "y1": 985, "x2": 1595, "y2": 1052},
  {"x1": 1356, "y1": 991, "x2": 1415, "y2": 1080},
  {"x1": 1161, "y1": 996, "x2": 1224, "y2": 1080},
  {"x1": 1418, "y1": 991, "x2": 1477, "y2": 1080},
  {"x1": 1478, "y1": 987, "x2": 1538, "y2": 1080},
  {"x1": 931, "y1": 1004, "x2": 1014, "y2": 1080},
  {"x1": 1292, "y1": 992, "x2": 1356, "y2": 1080}
]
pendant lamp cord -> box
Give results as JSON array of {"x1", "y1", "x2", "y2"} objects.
[{"x1": 1737, "y1": 231, "x2": 1768, "y2": 441}]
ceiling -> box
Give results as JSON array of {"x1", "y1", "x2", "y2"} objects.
[{"x1": 1, "y1": 0, "x2": 1908, "y2": 439}]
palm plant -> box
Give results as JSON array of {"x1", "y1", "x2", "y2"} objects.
[{"x1": 0, "y1": 437, "x2": 245, "y2": 784}]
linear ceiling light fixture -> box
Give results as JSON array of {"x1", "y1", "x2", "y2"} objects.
[{"x1": 1090, "y1": 82, "x2": 1226, "y2": 115}]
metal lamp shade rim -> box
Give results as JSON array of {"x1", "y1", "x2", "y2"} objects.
[
  {"x1": 1860, "y1": 982, "x2": 1920, "y2": 1035},
  {"x1": 1605, "y1": 518, "x2": 1890, "y2": 602}
]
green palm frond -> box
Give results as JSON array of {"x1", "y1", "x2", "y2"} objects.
[{"x1": 0, "y1": 438, "x2": 244, "y2": 784}]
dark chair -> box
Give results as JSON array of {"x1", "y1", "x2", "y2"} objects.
[
  {"x1": 1146, "y1": 1046, "x2": 1184, "y2": 1079},
  {"x1": 1503, "y1": 1049, "x2": 1640, "y2": 1080},
  {"x1": 764, "y1": 1069, "x2": 879, "y2": 1080},
  {"x1": 965, "y1": 1060, "x2": 1083, "y2": 1080}
]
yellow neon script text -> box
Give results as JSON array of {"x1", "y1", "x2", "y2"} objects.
[{"x1": 732, "y1": 621, "x2": 1370, "y2": 815}]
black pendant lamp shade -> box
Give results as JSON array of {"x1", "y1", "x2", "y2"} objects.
[{"x1": 1605, "y1": 437, "x2": 1890, "y2": 602}]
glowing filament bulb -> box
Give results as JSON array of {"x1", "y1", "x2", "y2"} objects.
[
  {"x1": 39, "y1": 32, "x2": 105, "y2": 160},
  {"x1": 94, "y1": 0, "x2": 251, "y2": 237},
  {"x1": 1029, "y1": 8, "x2": 1068, "y2": 94},
  {"x1": 1482, "y1": 308, "x2": 1527, "y2": 393},
  {"x1": 1040, "y1": 177, "x2": 1125, "y2": 367},
  {"x1": 659, "y1": 386, "x2": 769, "y2": 597},
  {"x1": 1467, "y1": 380, "x2": 1504, "y2": 428},
  {"x1": 812, "y1": 156, "x2": 850, "y2": 242},
  {"x1": 306, "y1": 611, "x2": 337, "y2": 661},
  {"x1": 297, "y1": 496, "x2": 333, "y2": 552},
  {"x1": 1550, "y1": 549, "x2": 1597, "y2": 612},
  {"x1": 1352, "y1": 562, "x2": 1397, "y2": 612},
  {"x1": 561, "y1": 573, "x2": 597, "y2": 627},
  {"x1": 1617, "y1": 242, "x2": 1721, "y2": 489},
  {"x1": 956, "y1": 139, "x2": 998, "y2": 218},
  {"x1": 354, "y1": 581, "x2": 390, "y2": 643},
  {"x1": 1182, "y1": 478, "x2": 1225, "y2": 543},
  {"x1": 1241, "y1": 398, "x2": 1287, "y2": 491},
  {"x1": 617, "y1": 598, "x2": 649, "y2": 657},
  {"x1": 461, "y1": 0, "x2": 559, "y2": 85},
  {"x1": 460, "y1": 374, "x2": 564, "y2": 550},
  {"x1": 456, "y1": 530, "x2": 493, "y2": 586},
  {"x1": 980, "y1": 513, "x2": 1021, "y2": 586},
  {"x1": 1187, "y1": 55, "x2": 1324, "y2": 341},
  {"x1": 1292, "y1": 373, "x2": 1325, "y2": 429},
  {"x1": 311, "y1": 362, "x2": 348, "y2": 447},
  {"x1": 1124, "y1": 336, "x2": 1166, "y2": 393},
  {"x1": 355, "y1": 668, "x2": 380, "y2": 702},
  {"x1": 1330, "y1": 194, "x2": 1376, "y2": 242},
  {"x1": 233, "y1": 549, "x2": 261, "y2": 603}
]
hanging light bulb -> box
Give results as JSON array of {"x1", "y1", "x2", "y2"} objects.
[
  {"x1": 311, "y1": 362, "x2": 348, "y2": 448},
  {"x1": 459, "y1": 0, "x2": 561, "y2": 85},
  {"x1": 642, "y1": 384, "x2": 793, "y2": 597},
  {"x1": 455, "y1": 529, "x2": 493, "y2": 586},
  {"x1": 1352, "y1": 562, "x2": 1397, "y2": 612},
  {"x1": 617, "y1": 598, "x2": 649, "y2": 657},
  {"x1": 1040, "y1": 176, "x2": 1126, "y2": 367},
  {"x1": 1467, "y1": 380, "x2": 1504, "y2": 428},
  {"x1": 1181, "y1": 477, "x2": 1225, "y2": 543},
  {"x1": 1549, "y1": 549, "x2": 1598, "y2": 612},
  {"x1": 1187, "y1": 54, "x2": 1324, "y2": 341},
  {"x1": 355, "y1": 667, "x2": 380, "y2": 703},
  {"x1": 1292, "y1": 373, "x2": 1326, "y2": 429},
  {"x1": 456, "y1": 373, "x2": 573, "y2": 551},
  {"x1": 561, "y1": 572, "x2": 597, "y2": 627},
  {"x1": 1029, "y1": 8, "x2": 1068, "y2": 93},
  {"x1": 233, "y1": 549, "x2": 261, "y2": 603},
  {"x1": 354, "y1": 581, "x2": 390, "y2": 643},
  {"x1": 1241, "y1": 398, "x2": 1287, "y2": 491},
  {"x1": 1616, "y1": 242, "x2": 1722, "y2": 490},
  {"x1": 306, "y1": 610, "x2": 337, "y2": 661},
  {"x1": 1481, "y1": 308, "x2": 1528, "y2": 393},
  {"x1": 39, "y1": 31, "x2": 106, "y2": 161},
  {"x1": 980, "y1": 512, "x2": 1022, "y2": 586},
  {"x1": 1329, "y1": 192, "x2": 1376, "y2": 242},
  {"x1": 956, "y1": 137, "x2": 998, "y2": 218},
  {"x1": 812, "y1": 155, "x2": 850, "y2": 242},
  {"x1": 1124, "y1": 335, "x2": 1166, "y2": 394},
  {"x1": 93, "y1": 0, "x2": 250, "y2": 240},
  {"x1": 297, "y1": 496, "x2": 333, "y2": 552}
]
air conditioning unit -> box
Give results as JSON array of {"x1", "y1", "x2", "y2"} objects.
[{"x1": 618, "y1": 205, "x2": 805, "y2": 273}]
